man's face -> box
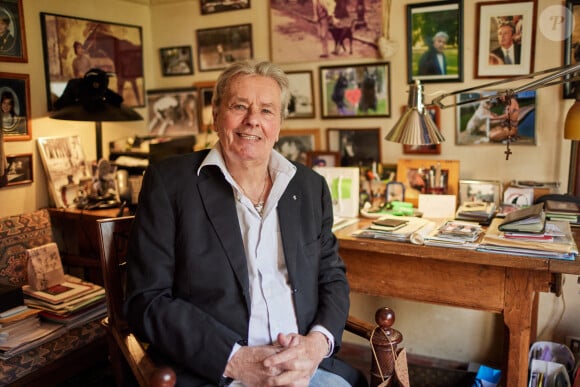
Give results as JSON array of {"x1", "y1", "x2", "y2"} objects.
[
  {"x1": 497, "y1": 25, "x2": 514, "y2": 48},
  {"x1": 214, "y1": 74, "x2": 282, "y2": 165},
  {"x1": 433, "y1": 36, "x2": 447, "y2": 53}
]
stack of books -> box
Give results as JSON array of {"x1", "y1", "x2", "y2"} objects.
[
  {"x1": 544, "y1": 200, "x2": 580, "y2": 227},
  {"x1": 0, "y1": 306, "x2": 63, "y2": 359},
  {"x1": 423, "y1": 220, "x2": 484, "y2": 250},
  {"x1": 455, "y1": 202, "x2": 496, "y2": 225},
  {"x1": 22, "y1": 275, "x2": 106, "y2": 328},
  {"x1": 352, "y1": 215, "x2": 434, "y2": 243}
]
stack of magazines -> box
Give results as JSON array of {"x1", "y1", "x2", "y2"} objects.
[
  {"x1": 22, "y1": 275, "x2": 106, "y2": 328},
  {"x1": 352, "y1": 215, "x2": 435, "y2": 243},
  {"x1": 423, "y1": 220, "x2": 484, "y2": 250},
  {"x1": 455, "y1": 202, "x2": 496, "y2": 225}
]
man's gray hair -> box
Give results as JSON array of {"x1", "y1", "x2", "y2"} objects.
[{"x1": 433, "y1": 31, "x2": 449, "y2": 41}]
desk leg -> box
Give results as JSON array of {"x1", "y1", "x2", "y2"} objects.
[{"x1": 503, "y1": 268, "x2": 547, "y2": 387}]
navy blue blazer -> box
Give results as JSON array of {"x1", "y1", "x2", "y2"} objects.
[{"x1": 124, "y1": 150, "x2": 365, "y2": 386}]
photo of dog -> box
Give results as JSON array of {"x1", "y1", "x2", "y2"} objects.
[{"x1": 465, "y1": 100, "x2": 495, "y2": 135}]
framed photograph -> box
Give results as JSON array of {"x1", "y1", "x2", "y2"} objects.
[
  {"x1": 396, "y1": 158, "x2": 460, "y2": 207},
  {"x1": 475, "y1": 1, "x2": 536, "y2": 78},
  {"x1": 455, "y1": 90, "x2": 536, "y2": 145},
  {"x1": 274, "y1": 128, "x2": 320, "y2": 165},
  {"x1": 306, "y1": 151, "x2": 340, "y2": 167},
  {"x1": 3, "y1": 153, "x2": 32, "y2": 186},
  {"x1": 269, "y1": 0, "x2": 383, "y2": 64},
  {"x1": 402, "y1": 105, "x2": 441, "y2": 154},
  {"x1": 0, "y1": 0, "x2": 27, "y2": 62},
  {"x1": 459, "y1": 179, "x2": 503, "y2": 207},
  {"x1": 195, "y1": 81, "x2": 215, "y2": 132},
  {"x1": 146, "y1": 88, "x2": 200, "y2": 136},
  {"x1": 196, "y1": 24, "x2": 253, "y2": 72},
  {"x1": 36, "y1": 135, "x2": 92, "y2": 208},
  {"x1": 201, "y1": 0, "x2": 250, "y2": 15},
  {"x1": 319, "y1": 63, "x2": 391, "y2": 119},
  {"x1": 159, "y1": 46, "x2": 193, "y2": 76},
  {"x1": 0, "y1": 72, "x2": 30, "y2": 141},
  {"x1": 40, "y1": 12, "x2": 144, "y2": 110},
  {"x1": 386, "y1": 181, "x2": 405, "y2": 202},
  {"x1": 407, "y1": 0, "x2": 463, "y2": 83},
  {"x1": 326, "y1": 128, "x2": 381, "y2": 167},
  {"x1": 564, "y1": 0, "x2": 580, "y2": 99},
  {"x1": 287, "y1": 71, "x2": 315, "y2": 119}
]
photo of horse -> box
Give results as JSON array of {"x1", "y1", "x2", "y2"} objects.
[{"x1": 40, "y1": 13, "x2": 144, "y2": 109}]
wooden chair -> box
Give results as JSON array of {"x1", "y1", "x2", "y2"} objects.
[{"x1": 96, "y1": 216, "x2": 402, "y2": 387}]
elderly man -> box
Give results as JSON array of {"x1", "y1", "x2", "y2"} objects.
[{"x1": 418, "y1": 31, "x2": 449, "y2": 75}]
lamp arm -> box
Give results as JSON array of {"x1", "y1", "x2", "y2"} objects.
[{"x1": 429, "y1": 63, "x2": 580, "y2": 109}]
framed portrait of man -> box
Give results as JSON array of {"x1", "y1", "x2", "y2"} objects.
[
  {"x1": 406, "y1": 0, "x2": 463, "y2": 83},
  {"x1": 0, "y1": 0, "x2": 27, "y2": 62},
  {"x1": 564, "y1": 0, "x2": 580, "y2": 98}
]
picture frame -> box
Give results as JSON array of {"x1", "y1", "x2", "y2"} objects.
[
  {"x1": 195, "y1": 81, "x2": 216, "y2": 132},
  {"x1": 396, "y1": 158, "x2": 460, "y2": 207},
  {"x1": 274, "y1": 128, "x2": 320, "y2": 165},
  {"x1": 269, "y1": 0, "x2": 383, "y2": 64},
  {"x1": 319, "y1": 63, "x2": 391, "y2": 119},
  {"x1": 159, "y1": 46, "x2": 193, "y2": 76},
  {"x1": 0, "y1": 72, "x2": 31, "y2": 141},
  {"x1": 306, "y1": 151, "x2": 340, "y2": 167},
  {"x1": 326, "y1": 128, "x2": 381, "y2": 167},
  {"x1": 200, "y1": 0, "x2": 250, "y2": 15},
  {"x1": 455, "y1": 90, "x2": 536, "y2": 145},
  {"x1": 40, "y1": 12, "x2": 145, "y2": 110},
  {"x1": 146, "y1": 87, "x2": 200, "y2": 136},
  {"x1": 564, "y1": 0, "x2": 580, "y2": 99},
  {"x1": 36, "y1": 135, "x2": 92, "y2": 208},
  {"x1": 196, "y1": 24, "x2": 253, "y2": 72},
  {"x1": 402, "y1": 105, "x2": 442, "y2": 154},
  {"x1": 0, "y1": 0, "x2": 27, "y2": 62},
  {"x1": 386, "y1": 181, "x2": 405, "y2": 202},
  {"x1": 3, "y1": 153, "x2": 32, "y2": 186},
  {"x1": 407, "y1": 0, "x2": 463, "y2": 83},
  {"x1": 459, "y1": 179, "x2": 503, "y2": 207},
  {"x1": 286, "y1": 71, "x2": 315, "y2": 119},
  {"x1": 475, "y1": 1, "x2": 536, "y2": 78}
]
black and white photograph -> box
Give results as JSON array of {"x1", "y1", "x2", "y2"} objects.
[
  {"x1": 269, "y1": 0, "x2": 383, "y2": 63},
  {"x1": 196, "y1": 24, "x2": 253, "y2": 72},
  {"x1": 147, "y1": 88, "x2": 200, "y2": 136},
  {"x1": 200, "y1": 0, "x2": 250, "y2": 15},
  {"x1": 3, "y1": 153, "x2": 32, "y2": 186},
  {"x1": 275, "y1": 128, "x2": 320, "y2": 165},
  {"x1": 326, "y1": 127, "x2": 380, "y2": 167},
  {"x1": 0, "y1": 0, "x2": 27, "y2": 62},
  {"x1": 1, "y1": 72, "x2": 30, "y2": 141},
  {"x1": 286, "y1": 71, "x2": 315, "y2": 119},
  {"x1": 160, "y1": 46, "x2": 193, "y2": 76}
]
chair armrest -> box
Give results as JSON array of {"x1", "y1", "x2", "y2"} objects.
[{"x1": 345, "y1": 314, "x2": 375, "y2": 340}]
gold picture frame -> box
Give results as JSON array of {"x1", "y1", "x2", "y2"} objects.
[{"x1": 396, "y1": 159, "x2": 460, "y2": 207}]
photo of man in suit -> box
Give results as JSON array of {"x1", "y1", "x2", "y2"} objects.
[
  {"x1": 418, "y1": 31, "x2": 448, "y2": 75},
  {"x1": 490, "y1": 20, "x2": 521, "y2": 65}
]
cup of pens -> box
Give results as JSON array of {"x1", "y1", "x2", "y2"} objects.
[{"x1": 424, "y1": 163, "x2": 447, "y2": 194}]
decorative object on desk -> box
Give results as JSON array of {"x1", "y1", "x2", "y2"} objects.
[
  {"x1": 49, "y1": 68, "x2": 143, "y2": 161},
  {"x1": 396, "y1": 159, "x2": 459, "y2": 208},
  {"x1": 406, "y1": 0, "x2": 463, "y2": 83},
  {"x1": 1, "y1": 72, "x2": 31, "y2": 141},
  {"x1": 475, "y1": 1, "x2": 536, "y2": 78},
  {"x1": 159, "y1": 46, "x2": 193, "y2": 76},
  {"x1": 313, "y1": 167, "x2": 360, "y2": 218},
  {"x1": 498, "y1": 203, "x2": 546, "y2": 234},
  {"x1": 455, "y1": 90, "x2": 536, "y2": 146},
  {"x1": 386, "y1": 181, "x2": 405, "y2": 202},
  {"x1": 26, "y1": 242, "x2": 64, "y2": 291},
  {"x1": 36, "y1": 135, "x2": 92, "y2": 208},
  {"x1": 503, "y1": 186, "x2": 534, "y2": 207},
  {"x1": 459, "y1": 179, "x2": 503, "y2": 208},
  {"x1": 40, "y1": 12, "x2": 144, "y2": 110},
  {"x1": 147, "y1": 87, "x2": 199, "y2": 136},
  {"x1": 319, "y1": 63, "x2": 391, "y2": 118}
]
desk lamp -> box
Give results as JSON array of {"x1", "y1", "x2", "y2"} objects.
[
  {"x1": 49, "y1": 68, "x2": 143, "y2": 161},
  {"x1": 385, "y1": 63, "x2": 580, "y2": 159}
]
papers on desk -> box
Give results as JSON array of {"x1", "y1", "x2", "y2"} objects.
[
  {"x1": 478, "y1": 218, "x2": 578, "y2": 260},
  {"x1": 352, "y1": 215, "x2": 436, "y2": 244},
  {"x1": 422, "y1": 220, "x2": 484, "y2": 250}
]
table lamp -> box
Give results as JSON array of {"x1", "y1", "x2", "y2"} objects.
[{"x1": 49, "y1": 68, "x2": 143, "y2": 160}]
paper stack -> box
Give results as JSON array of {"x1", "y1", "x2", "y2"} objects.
[
  {"x1": 352, "y1": 215, "x2": 435, "y2": 243},
  {"x1": 423, "y1": 220, "x2": 484, "y2": 250},
  {"x1": 22, "y1": 275, "x2": 106, "y2": 328},
  {"x1": 455, "y1": 202, "x2": 496, "y2": 225},
  {"x1": 544, "y1": 200, "x2": 580, "y2": 227}
]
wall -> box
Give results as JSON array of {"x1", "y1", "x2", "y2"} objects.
[{"x1": 1, "y1": 0, "x2": 578, "y2": 366}]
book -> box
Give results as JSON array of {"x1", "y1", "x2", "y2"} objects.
[
  {"x1": 498, "y1": 203, "x2": 546, "y2": 234},
  {"x1": 544, "y1": 199, "x2": 580, "y2": 215},
  {"x1": 22, "y1": 275, "x2": 95, "y2": 305}
]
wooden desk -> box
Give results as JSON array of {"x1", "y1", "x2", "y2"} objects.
[{"x1": 335, "y1": 220, "x2": 580, "y2": 387}]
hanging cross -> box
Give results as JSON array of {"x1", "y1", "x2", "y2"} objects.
[{"x1": 505, "y1": 137, "x2": 512, "y2": 160}]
